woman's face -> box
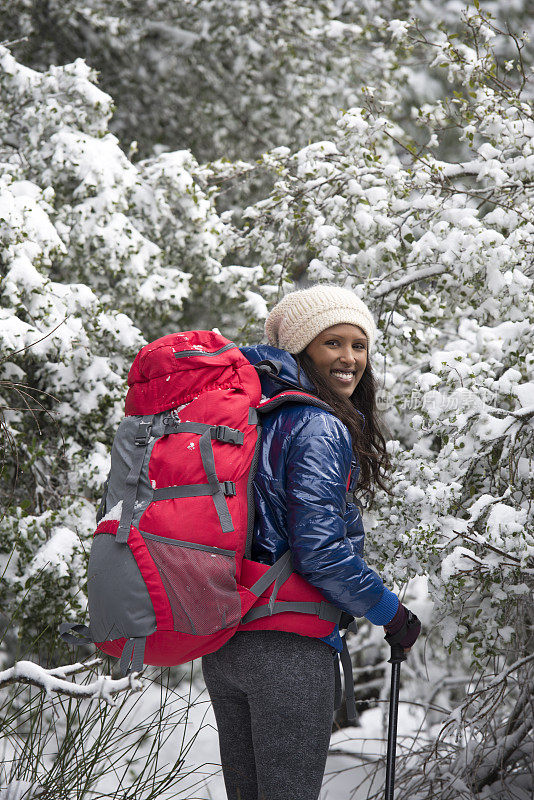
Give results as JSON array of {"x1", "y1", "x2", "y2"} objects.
[{"x1": 305, "y1": 323, "x2": 368, "y2": 399}]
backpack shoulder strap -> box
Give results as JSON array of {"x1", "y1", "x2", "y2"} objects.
[
  {"x1": 257, "y1": 391, "x2": 333, "y2": 415},
  {"x1": 253, "y1": 360, "x2": 333, "y2": 414}
]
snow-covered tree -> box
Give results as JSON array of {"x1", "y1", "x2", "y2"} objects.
[
  {"x1": 1, "y1": 0, "x2": 386, "y2": 160},
  {"x1": 3, "y1": 0, "x2": 532, "y2": 165},
  {"x1": 0, "y1": 46, "x2": 236, "y2": 658}
]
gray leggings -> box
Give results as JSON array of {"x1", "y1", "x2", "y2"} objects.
[{"x1": 201, "y1": 630, "x2": 336, "y2": 800}]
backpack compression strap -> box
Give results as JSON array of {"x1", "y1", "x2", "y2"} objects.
[
  {"x1": 154, "y1": 421, "x2": 244, "y2": 534},
  {"x1": 120, "y1": 637, "x2": 146, "y2": 675},
  {"x1": 242, "y1": 551, "x2": 343, "y2": 624},
  {"x1": 117, "y1": 416, "x2": 154, "y2": 544},
  {"x1": 245, "y1": 549, "x2": 294, "y2": 613},
  {"x1": 335, "y1": 621, "x2": 358, "y2": 724},
  {"x1": 116, "y1": 418, "x2": 243, "y2": 544},
  {"x1": 58, "y1": 622, "x2": 92, "y2": 645}
]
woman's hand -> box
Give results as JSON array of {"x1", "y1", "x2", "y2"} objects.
[{"x1": 383, "y1": 605, "x2": 421, "y2": 651}]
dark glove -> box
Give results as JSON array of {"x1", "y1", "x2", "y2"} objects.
[{"x1": 384, "y1": 604, "x2": 421, "y2": 650}]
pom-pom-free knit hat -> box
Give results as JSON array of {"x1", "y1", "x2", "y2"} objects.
[{"x1": 264, "y1": 284, "x2": 376, "y2": 354}]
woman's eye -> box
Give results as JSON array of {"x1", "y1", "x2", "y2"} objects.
[
  {"x1": 324, "y1": 339, "x2": 365, "y2": 350},
  {"x1": 323, "y1": 340, "x2": 365, "y2": 349}
]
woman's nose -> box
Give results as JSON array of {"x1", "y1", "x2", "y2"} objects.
[{"x1": 339, "y1": 347, "x2": 356, "y2": 365}]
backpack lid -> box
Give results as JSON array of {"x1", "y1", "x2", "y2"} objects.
[{"x1": 125, "y1": 330, "x2": 261, "y2": 415}]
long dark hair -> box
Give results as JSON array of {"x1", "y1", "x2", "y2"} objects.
[{"x1": 295, "y1": 351, "x2": 391, "y2": 506}]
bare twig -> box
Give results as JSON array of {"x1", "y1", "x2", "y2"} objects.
[{"x1": 0, "y1": 37, "x2": 29, "y2": 48}]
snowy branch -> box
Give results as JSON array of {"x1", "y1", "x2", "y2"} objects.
[
  {"x1": 371, "y1": 264, "x2": 448, "y2": 298},
  {"x1": 477, "y1": 654, "x2": 534, "y2": 691},
  {"x1": 0, "y1": 659, "x2": 143, "y2": 704},
  {"x1": 143, "y1": 23, "x2": 199, "y2": 48},
  {"x1": 440, "y1": 654, "x2": 534, "y2": 735},
  {"x1": 474, "y1": 719, "x2": 533, "y2": 790}
]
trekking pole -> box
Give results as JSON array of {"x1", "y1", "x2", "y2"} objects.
[{"x1": 384, "y1": 642, "x2": 406, "y2": 800}]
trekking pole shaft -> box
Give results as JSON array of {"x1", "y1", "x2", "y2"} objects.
[{"x1": 384, "y1": 657, "x2": 402, "y2": 800}]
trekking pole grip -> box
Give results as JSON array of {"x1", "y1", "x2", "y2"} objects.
[{"x1": 388, "y1": 642, "x2": 406, "y2": 664}]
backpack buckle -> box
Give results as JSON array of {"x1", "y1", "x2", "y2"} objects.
[
  {"x1": 222, "y1": 481, "x2": 236, "y2": 496},
  {"x1": 163, "y1": 416, "x2": 180, "y2": 433},
  {"x1": 135, "y1": 421, "x2": 152, "y2": 446},
  {"x1": 214, "y1": 426, "x2": 244, "y2": 445}
]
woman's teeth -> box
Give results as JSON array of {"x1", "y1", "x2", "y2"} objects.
[{"x1": 331, "y1": 370, "x2": 354, "y2": 382}]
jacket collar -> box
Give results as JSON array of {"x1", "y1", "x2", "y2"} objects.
[{"x1": 240, "y1": 344, "x2": 315, "y2": 398}]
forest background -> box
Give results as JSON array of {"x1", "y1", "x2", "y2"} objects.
[{"x1": 0, "y1": 1, "x2": 533, "y2": 798}]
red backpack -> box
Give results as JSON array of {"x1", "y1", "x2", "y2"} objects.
[{"x1": 60, "y1": 331, "x2": 355, "y2": 715}]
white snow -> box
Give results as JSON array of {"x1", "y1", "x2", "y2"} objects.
[
  {"x1": 25, "y1": 527, "x2": 80, "y2": 580},
  {"x1": 485, "y1": 503, "x2": 527, "y2": 544},
  {"x1": 243, "y1": 290, "x2": 268, "y2": 319},
  {"x1": 98, "y1": 501, "x2": 122, "y2": 523},
  {"x1": 515, "y1": 382, "x2": 534, "y2": 408},
  {"x1": 441, "y1": 546, "x2": 481, "y2": 581},
  {"x1": 388, "y1": 19, "x2": 410, "y2": 41}
]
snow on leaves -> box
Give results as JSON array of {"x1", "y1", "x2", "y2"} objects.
[{"x1": 0, "y1": 44, "x2": 229, "y2": 653}]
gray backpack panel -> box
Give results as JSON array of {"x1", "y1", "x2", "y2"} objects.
[
  {"x1": 87, "y1": 532, "x2": 156, "y2": 642},
  {"x1": 104, "y1": 414, "x2": 161, "y2": 528}
]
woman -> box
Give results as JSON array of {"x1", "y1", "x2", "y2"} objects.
[{"x1": 202, "y1": 284, "x2": 421, "y2": 800}]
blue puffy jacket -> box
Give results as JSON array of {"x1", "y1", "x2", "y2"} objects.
[{"x1": 241, "y1": 345, "x2": 399, "y2": 650}]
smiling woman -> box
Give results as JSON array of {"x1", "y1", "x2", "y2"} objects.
[{"x1": 201, "y1": 283, "x2": 421, "y2": 800}]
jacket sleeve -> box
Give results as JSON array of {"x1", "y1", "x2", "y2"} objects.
[{"x1": 285, "y1": 414, "x2": 397, "y2": 620}]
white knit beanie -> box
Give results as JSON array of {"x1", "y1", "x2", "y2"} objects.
[{"x1": 264, "y1": 284, "x2": 376, "y2": 354}]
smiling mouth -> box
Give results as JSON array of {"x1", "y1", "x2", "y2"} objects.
[{"x1": 330, "y1": 370, "x2": 355, "y2": 383}]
